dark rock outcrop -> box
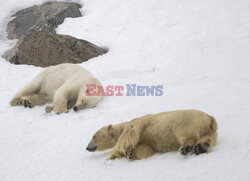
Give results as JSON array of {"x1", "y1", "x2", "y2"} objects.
[
  {"x1": 5, "y1": 1, "x2": 108, "y2": 67},
  {"x1": 7, "y1": 1, "x2": 82, "y2": 39},
  {"x1": 6, "y1": 31, "x2": 107, "y2": 67}
]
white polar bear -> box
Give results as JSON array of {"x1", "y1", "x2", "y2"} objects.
[{"x1": 10, "y1": 63, "x2": 103, "y2": 114}]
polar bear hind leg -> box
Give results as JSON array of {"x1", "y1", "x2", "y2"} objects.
[
  {"x1": 193, "y1": 131, "x2": 217, "y2": 155},
  {"x1": 10, "y1": 75, "x2": 43, "y2": 107},
  {"x1": 175, "y1": 130, "x2": 199, "y2": 155},
  {"x1": 177, "y1": 129, "x2": 217, "y2": 155},
  {"x1": 21, "y1": 94, "x2": 48, "y2": 108}
]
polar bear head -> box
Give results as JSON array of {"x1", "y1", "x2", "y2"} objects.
[{"x1": 86, "y1": 125, "x2": 117, "y2": 152}]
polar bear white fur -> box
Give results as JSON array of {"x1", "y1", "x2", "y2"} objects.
[{"x1": 10, "y1": 63, "x2": 102, "y2": 113}]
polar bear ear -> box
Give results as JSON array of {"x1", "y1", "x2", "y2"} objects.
[
  {"x1": 107, "y1": 125, "x2": 115, "y2": 138},
  {"x1": 107, "y1": 124, "x2": 113, "y2": 131}
]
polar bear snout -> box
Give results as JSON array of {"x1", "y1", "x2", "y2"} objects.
[
  {"x1": 87, "y1": 138, "x2": 98, "y2": 152},
  {"x1": 73, "y1": 102, "x2": 85, "y2": 112},
  {"x1": 73, "y1": 106, "x2": 78, "y2": 112},
  {"x1": 86, "y1": 146, "x2": 97, "y2": 152},
  {"x1": 73, "y1": 104, "x2": 83, "y2": 112}
]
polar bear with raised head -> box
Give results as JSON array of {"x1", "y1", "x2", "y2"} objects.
[{"x1": 10, "y1": 63, "x2": 102, "y2": 114}]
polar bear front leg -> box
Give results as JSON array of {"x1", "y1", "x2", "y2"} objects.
[
  {"x1": 10, "y1": 79, "x2": 42, "y2": 106},
  {"x1": 52, "y1": 94, "x2": 69, "y2": 114},
  {"x1": 109, "y1": 123, "x2": 142, "y2": 160},
  {"x1": 46, "y1": 88, "x2": 69, "y2": 114}
]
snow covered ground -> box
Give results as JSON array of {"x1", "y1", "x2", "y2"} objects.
[{"x1": 0, "y1": 0, "x2": 250, "y2": 180}]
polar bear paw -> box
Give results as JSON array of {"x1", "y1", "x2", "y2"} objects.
[
  {"x1": 45, "y1": 105, "x2": 54, "y2": 113},
  {"x1": 10, "y1": 97, "x2": 34, "y2": 108},
  {"x1": 126, "y1": 146, "x2": 136, "y2": 161},
  {"x1": 180, "y1": 145, "x2": 192, "y2": 155},
  {"x1": 45, "y1": 105, "x2": 69, "y2": 114},
  {"x1": 54, "y1": 106, "x2": 69, "y2": 114},
  {"x1": 106, "y1": 154, "x2": 117, "y2": 161},
  {"x1": 107, "y1": 149, "x2": 124, "y2": 160},
  {"x1": 193, "y1": 142, "x2": 210, "y2": 155},
  {"x1": 10, "y1": 98, "x2": 23, "y2": 106},
  {"x1": 22, "y1": 99, "x2": 34, "y2": 108}
]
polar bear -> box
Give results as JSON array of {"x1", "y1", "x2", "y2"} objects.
[
  {"x1": 10, "y1": 63, "x2": 102, "y2": 113},
  {"x1": 86, "y1": 110, "x2": 218, "y2": 160}
]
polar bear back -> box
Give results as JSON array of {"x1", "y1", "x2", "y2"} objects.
[{"x1": 34, "y1": 63, "x2": 100, "y2": 99}]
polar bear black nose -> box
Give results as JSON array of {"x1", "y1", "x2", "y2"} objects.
[
  {"x1": 86, "y1": 146, "x2": 97, "y2": 152},
  {"x1": 73, "y1": 106, "x2": 78, "y2": 112}
]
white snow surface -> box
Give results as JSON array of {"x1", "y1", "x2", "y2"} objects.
[{"x1": 0, "y1": 0, "x2": 250, "y2": 180}]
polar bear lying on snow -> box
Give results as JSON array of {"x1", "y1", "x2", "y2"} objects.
[
  {"x1": 10, "y1": 63, "x2": 102, "y2": 113},
  {"x1": 86, "y1": 110, "x2": 217, "y2": 160}
]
